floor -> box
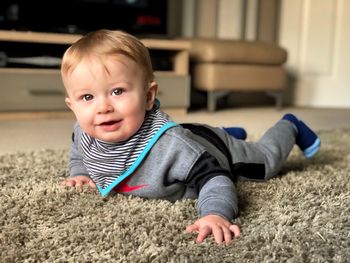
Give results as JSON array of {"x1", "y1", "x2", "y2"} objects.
[{"x1": 1, "y1": 106, "x2": 350, "y2": 154}]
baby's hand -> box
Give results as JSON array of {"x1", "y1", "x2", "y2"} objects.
[
  {"x1": 61, "y1": 175, "x2": 96, "y2": 190},
  {"x1": 186, "y1": 214, "x2": 240, "y2": 245}
]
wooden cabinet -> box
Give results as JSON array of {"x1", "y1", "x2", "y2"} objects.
[{"x1": 0, "y1": 30, "x2": 190, "y2": 113}]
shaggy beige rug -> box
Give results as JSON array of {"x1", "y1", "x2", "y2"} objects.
[{"x1": 1, "y1": 129, "x2": 349, "y2": 262}]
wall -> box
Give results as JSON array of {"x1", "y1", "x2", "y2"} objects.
[
  {"x1": 279, "y1": 0, "x2": 350, "y2": 108},
  {"x1": 179, "y1": 0, "x2": 280, "y2": 42}
]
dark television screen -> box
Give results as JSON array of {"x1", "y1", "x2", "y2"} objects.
[{"x1": 0, "y1": 0, "x2": 168, "y2": 36}]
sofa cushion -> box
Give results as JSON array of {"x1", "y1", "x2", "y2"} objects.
[
  {"x1": 192, "y1": 63, "x2": 287, "y2": 91},
  {"x1": 187, "y1": 38, "x2": 287, "y2": 65}
]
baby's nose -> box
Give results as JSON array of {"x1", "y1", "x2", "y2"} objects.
[{"x1": 97, "y1": 98, "x2": 114, "y2": 114}]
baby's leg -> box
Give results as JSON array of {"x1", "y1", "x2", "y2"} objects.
[{"x1": 219, "y1": 114, "x2": 320, "y2": 180}]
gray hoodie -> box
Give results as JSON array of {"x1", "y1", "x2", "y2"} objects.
[{"x1": 69, "y1": 116, "x2": 239, "y2": 221}]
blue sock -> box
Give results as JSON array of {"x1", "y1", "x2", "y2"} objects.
[
  {"x1": 223, "y1": 127, "x2": 247, "y2": 140},
  {"x1": 282, "y1": 113, "x2": 321, "y2": 158}
]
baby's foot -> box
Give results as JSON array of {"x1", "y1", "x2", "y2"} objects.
[
  {"x1": 223, "y1": 127, "x2": 247, "y2": 140},
  {"x1": 282, "y1": 113, "x2": 321, "y2": 158}
]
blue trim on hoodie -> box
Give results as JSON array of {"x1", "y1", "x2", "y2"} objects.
[{"x1": 97, "y1": 121, "x2": 177, "y2": 197}]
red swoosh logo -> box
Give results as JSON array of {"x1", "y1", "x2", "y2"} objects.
[{"x1": 114, "y1": 177, "x2": 147, "y2": 193}]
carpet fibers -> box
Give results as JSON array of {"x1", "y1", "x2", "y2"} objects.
[{"x1": 1, "y1": 129, "x2": 349, "y2": 262}]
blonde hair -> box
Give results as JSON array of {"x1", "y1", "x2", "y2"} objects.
[{"x1": 61, "y1": 29, "x2": 154, "y2": 83}]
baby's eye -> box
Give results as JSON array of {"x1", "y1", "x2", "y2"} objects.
[
  {"x1": 83, "y1": 94, "x2": 94, "y2": 101},
  {"x1": 112, "y1": 88, "x2": 123, "y2": 96}
]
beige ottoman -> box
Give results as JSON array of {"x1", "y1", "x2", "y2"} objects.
[{"x1": 187, "y1": 38, "x2": 288, "y2": 111}]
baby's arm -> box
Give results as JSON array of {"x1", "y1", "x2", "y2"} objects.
[
  {"x1": 186, "y1": 155, "x2": 240, "y2": 244},
  {"x1": 188, "y1": 175, "x2": 240, "y2": 245},
  {"x1": 183, "y1": 151, "x2": 240, "y2": 245},
  {"x1": 63, "y1": 122, "x2": 94, "y2": 189}
]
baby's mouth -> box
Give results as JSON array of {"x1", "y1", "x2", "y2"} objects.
[
  {"x1": 100, "y1": 120, "x2": 119, "y2": 126},
  {"x1": 98, "y1": 120, "x2": 122, "y2": 131}
]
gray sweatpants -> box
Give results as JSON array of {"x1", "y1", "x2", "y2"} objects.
[{"x1": 212, "y1": 120, "x2": 297, "y2": 180}]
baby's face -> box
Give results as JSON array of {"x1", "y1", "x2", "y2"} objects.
[{"x1": 64, "y1": 55, "x2": 156, "y2": 143}]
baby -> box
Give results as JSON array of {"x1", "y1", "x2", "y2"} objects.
[{"x1": 61, "y1": 29, "x2": 321, "y2": 245}]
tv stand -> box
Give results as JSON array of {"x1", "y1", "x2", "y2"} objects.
[{"x1": 0, "y1": 30, "x2": 191, "y2": 114}]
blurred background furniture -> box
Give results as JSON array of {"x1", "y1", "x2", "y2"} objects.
[
  {"x1": 0, "y1": 30, "x2": 191, "y2": 114},
  {"x1": 187, "y1": 38, "x2": 288, "y2": 111}
]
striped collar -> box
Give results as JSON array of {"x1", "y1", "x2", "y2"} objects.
[{"x1": 81, "y1": 108, "x2": 177, "y2": 196}]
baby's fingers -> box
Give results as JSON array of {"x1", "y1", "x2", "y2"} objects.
[
  {"x1": 61, "y1": 179, "x2": 75, "y2": 187},
  {"x1": 229, "y1": 224, "x2": 241, "y2": 238},
  {"x1": 196, "y1": 225, "x2": 212, "y2": 243},
  {"x1": 88, "y1": 179, "x2": 97, "y2": 189},
  {"x1": 212, "y1": 226, "x2": 226, "y2": 244},
  {"x1": 222, "y1": 226, "x2": 233, "y2": 245},
  {"x1": 214, "y1": 225, "x2": 240, "y2": 245},
  {"x1": 185, "y1": 224, "x2": 199, "y2": 233}
]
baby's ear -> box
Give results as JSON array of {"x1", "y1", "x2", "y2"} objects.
[
  {"x1": 146, "y1": 81, "x2": 158, "y2": 110},
  {"x1": 65, "y1": 97, "x2": 73, "y2": 110}
]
